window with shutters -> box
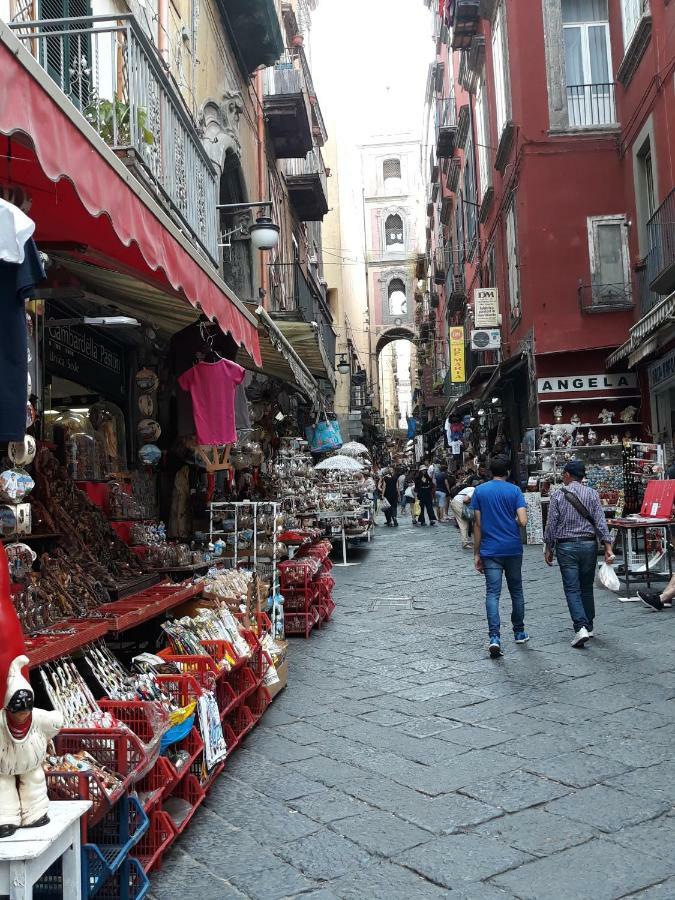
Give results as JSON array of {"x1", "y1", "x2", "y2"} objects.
[
  {"x1": 39, "y1": 0, "x2": 92, "y2": 106},
  {"x1": 475, "y1": 78, "x2": 491, "y2": 197},
  {"x1": 383, "y1": 158, "x2": 402, "y2": 193},
  {"x1": 505, "y1": 199, "x2": 521, "y2": 322},
  {"x1": 388, "y1": 278, "x2": 407, "y2": 316},
  {"x1": 385, "y1": 214, "x2": 404, "y2": 250},
  {"x1": 464, "y1": 133, "x2": 478, "y2": 253},
  {"x1": 587, "y1": 215, "x2": 631, "y2": 306},
  {"x1": 492, "y1": 2, "x2": 511, "y2": 138}
]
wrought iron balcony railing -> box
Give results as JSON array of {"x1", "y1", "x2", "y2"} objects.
[
  {"x1": 566, "y1": 83, "x2": 616, "y2": 129},
  {"x1": 646, "y1": 187, "x2": 675, "y2": 295},
  {"x1": 283, "y1": 146, "x2": 328, "y2": 218},
  {"x1": 10, "y1": 15, "x2": 219, "y2": 262},
  {"x1": 263, "y1": 46, "x2": 326, "y2": 147},
  {"x1": 578, "y1": 282, "x2": 633, "y2": 314},
  {"x1": 435, "y1": 96, "x2": 457, "y2": 158}
]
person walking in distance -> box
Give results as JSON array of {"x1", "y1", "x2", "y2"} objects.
[
  {"x1": 434, "y1": 464, "x2": 454, "y2": 522},
  {"x1": 471, "y1": 458, "x2": 529, "y2": 657},
  {"x1": 451, "y1": 481, "x2": 477, "y2": 548},
  {"x1": 414, "y1": 464, "x2": 437, "y2": 527},
  {"x1": 544, "y1": 460, "x2": 614, "y2": 647},
  {"x1": 379, "y1": 468, "x2": 400, "y2": 528}
]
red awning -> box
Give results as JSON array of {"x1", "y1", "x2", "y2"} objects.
[{"x1": 0, "y1": 25, "x2": 261, "y2": 366}]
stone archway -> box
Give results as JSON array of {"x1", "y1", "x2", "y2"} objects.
[{"x1": 375, "y1": 327, "x2": 416, "y2": 431}]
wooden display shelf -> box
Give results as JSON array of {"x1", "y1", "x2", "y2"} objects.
[
  {"x1": 25, "y1": 618, "x2": 110, "y2": 669},
  {"x1": 98, "y1": 581, "x2": 205, "y2": 634}
]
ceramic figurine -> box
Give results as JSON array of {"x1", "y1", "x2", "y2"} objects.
[
  {"x1": 611, "y1": 433, "x2": 620, "y2": 445},
  {"x1": 570, "y1": 413, "x2": 581, "y2": 427},
  {"x1": 540, "y1": 436, "x2": 550, "y2": 449},
  {"x1": 620, "y1": 405, "x2": 638, "y2": 423},
  {"x1": 553, "y1": 405, "x2": 563, "y2": 424},
  {"x1": 0, "y1": 545, "x2": 62, "y2": 838},
  {"x1": 601, "y1": 438, "x2": 610, "y2": 446},
  {"x1": 587, "y1": 428, "x2": 597, "y2": 444},
  {"x1": 598, "y1": 408, "x2": 615, "y2": 424},
  {"x1": 575, "y1": 432, "x2": 586, "y2": 446}
]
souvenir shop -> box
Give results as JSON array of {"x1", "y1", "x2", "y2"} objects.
[{"x1": 0, "y1": 194, "x2": 347, "y2": 898}]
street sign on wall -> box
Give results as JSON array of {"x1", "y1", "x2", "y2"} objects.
[
  {"x1": 449, "y1": 326, "x2": 465, "y2": 383},
  {"x1": 474, "y1": 288, "x2": 499, "y2": 327}
]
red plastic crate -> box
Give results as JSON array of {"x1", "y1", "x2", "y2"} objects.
[
  {"x1": 216, "y1": 679, "x2": 238, "y2": 719},
  {"x1": 246, "y1": 686, "x2": 271, "y2": 722},
  {"x1": 228, "y1": 665, "x2": 257, "y2": 702},
  {"x1": 97, "y1": 700, "x2": 168, "y2": 780},
  {"x1": 135, "y1": 810, "x2": 176, "y2": 874},
  {"x1": 136, "y1": 756, "x2": 176, "y2": 814},
  {"x1": 155, "y1": 673, "x2": 204, "y2": 707},
  {"x1": 284, "y1": 612, "x2": 317, "y2": 638},
  {"x1": 162, "y1": 774, "x2": 205, "y2": 835},
  {"x1": 156, "y1": 650, "x2": 220, "y2": 688},
  {"x1": 162, "y1": 726, "x2": 204, "y2": 783},
  {"x1": 47, "y1": 729, "x2": 146, "y2": 827},
  {"x1": 190, "y1": 751, "x2": 225, "y2": 792},
  {"x1": 224, "y1": 704, "x2": 255, "y2": 744},
  {"x1": 201, "y1": 639, "x2": 243, "y2": 672}
]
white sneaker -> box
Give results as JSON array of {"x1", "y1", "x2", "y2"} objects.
[{"x1": 571, "y1": 627, "x2": 590, "y2": 648}]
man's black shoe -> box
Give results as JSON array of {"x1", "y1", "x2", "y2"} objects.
[{"x1": 639, "y1": 589, "x2": 664, "y2": 611}]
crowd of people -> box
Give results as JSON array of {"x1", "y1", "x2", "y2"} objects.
[{"x1": 372, "y1": 454, "x2": 619, "y2": 659}]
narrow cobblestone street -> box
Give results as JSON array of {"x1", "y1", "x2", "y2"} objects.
[{"x1": 150, "y1": 521, "x2": 675, "y2": 900}]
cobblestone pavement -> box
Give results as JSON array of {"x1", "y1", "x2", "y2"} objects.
[{"x1": 150, "y1": 517, "x2": 675, "y2": 900}]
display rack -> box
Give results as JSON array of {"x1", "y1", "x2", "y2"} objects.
[{"x1": 208, "y1": 501, "x2": 279, "y2": 593}]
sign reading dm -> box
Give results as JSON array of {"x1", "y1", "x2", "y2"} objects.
[{"x1": 473, "y1": 288, "x2": 499, "y2": 328}]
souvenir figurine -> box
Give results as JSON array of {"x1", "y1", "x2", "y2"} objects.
[
  {"x1": 611, "y1": 433, "x2": 620, "y2": 444},
  {"x1": 553, "y1": 405, "x2": 563, "y2": 424},
  {"x1": 570, "y1": 413, "x2": 581, "y2": 427},
  {"x1": 0, "y1": 544, "x2": 62, "y2": 838},
  {"x1": 598, "y1": 408, "x2": 615, "y2": 424},
  {"x1": 620, "y1": 405, "x2": 638, "y2": 423},
  {"x1": 587, "y1": 428, "x2": 597, "y2": 444},
  {"x1": 540, "y1": 435, "x2": 551, "y2": 449},
  {"x1": 601, "y1": 438, "x2": 610, "y2": 446},
  {"x1": 575, "y1": 431, "x2": 586, "y2": 446}
]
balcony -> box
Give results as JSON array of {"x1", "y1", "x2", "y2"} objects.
[
  {"x1": 222, "y1": 0, "x2": 284, "y2": 74},
  {"x1": 578, "y1": 282, "x2": 633, "y2": 314},
  {"x1": 270, "y1": 262, "x2": 335, "y2": 376},
  {"x1": 263, "y1": 47, "x2": 324, "y2": 158},
  {"x1": 566, "y1": 83, "x2": 616, "y2": 129},
  {"x1": 451, "y1": 0, "x2": 481, "y2": 50},
  {"x1": 9, "y1": 14, "x2": 219, "y2": 262},
  {"x1": 436, "y1": 97, "x2": 458, "y2": 158},
  {"x1": 284, "y1": 147, "x2": 328, "y2": 221},
  {"x1": 433, "y1": 247, "x2": 446, "y2": 285},
  {"x1": 646, "y1": 188, "x2": 675, "y2": 296}
]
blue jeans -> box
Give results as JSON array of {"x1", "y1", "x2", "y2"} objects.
[
  {"x1": 482, "y1": 555, "x2": 525, "y2": 638},
  {"x1": 555, "y1": 542, "x2": 597, "y2": 632}
]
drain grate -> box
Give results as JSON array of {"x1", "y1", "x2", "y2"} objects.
[{"x1": 369, "y1": 597, "x2": 414, "y2": 611}]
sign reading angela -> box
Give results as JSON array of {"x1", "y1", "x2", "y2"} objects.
[{"x1": 537, "y1": 373, "x2": 638, "y2": 394}]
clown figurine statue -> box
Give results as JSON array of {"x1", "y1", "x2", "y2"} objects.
[{"x1": 0, "y1": 544, "x2": 62, "y2": 839}]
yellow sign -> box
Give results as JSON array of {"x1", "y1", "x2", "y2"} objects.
[{"x1": 450, "y1": 327, "x2": 465, "y2": 383}]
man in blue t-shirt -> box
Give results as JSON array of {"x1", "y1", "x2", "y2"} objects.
[{"x1": 470, "y1": 457, "x2": 529, "y2": 658}]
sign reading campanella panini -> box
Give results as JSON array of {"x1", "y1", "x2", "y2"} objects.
[{"x1": 450, "y1": 327, "x2": 465, "y2": 383}]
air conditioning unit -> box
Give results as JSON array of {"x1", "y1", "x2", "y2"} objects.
[{"x1": 470, "y1": 328, "x2": 501, "y2": 351}]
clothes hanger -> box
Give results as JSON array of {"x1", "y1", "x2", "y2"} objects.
[{"x1": 197, "y1": 319, "x2": 224, "y2": 363}]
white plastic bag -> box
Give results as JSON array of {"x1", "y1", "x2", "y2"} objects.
[
  {"x1": 596, "y1": 561, "x2": 620, "y2": 592},
  {"x1": 380, "y1": 497, "x2": 391, "y2": 512}
]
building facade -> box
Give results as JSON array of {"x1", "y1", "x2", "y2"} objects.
[{"x1": 424, "y1": 0, "x2": 674, "y2": 459}]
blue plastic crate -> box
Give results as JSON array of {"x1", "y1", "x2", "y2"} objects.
[
  {"x1": 98, "y1": 857, "x2": 150, "y2": 900},
  {"x1": 84, "y1": 794, "x2": 149, "y2": 897}
]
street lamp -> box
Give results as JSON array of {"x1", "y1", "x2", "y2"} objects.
[
  {"x1": 337, "y1": 354, "x2": 350, "y2": 375},
  {"x1": 217, "y1": 201, "x2": 280, "y2": 251}
]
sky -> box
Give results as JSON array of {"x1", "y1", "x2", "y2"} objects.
[{"x1": 309, "y1": 0, "x2": 432, "y2": 143}]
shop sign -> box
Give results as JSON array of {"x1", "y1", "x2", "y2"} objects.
[
  {"x1": 537, "y1": 373, "x2": 637, "y2": 394},
  {"x1": 471, "y1": 328, "x2": 501, "y2": 351},
  {"x1": 46, "y1": 304, "x2": 126, "y2": 399},
  {"x1": 450, "y1": 326, "x2": 465, "y2": 383},
  {"x1": 649, "y1": 348, "x2": 675, "y2": 391},
  {"x1": 474, "y1": 288, "x2": 499, "y2": 327}
]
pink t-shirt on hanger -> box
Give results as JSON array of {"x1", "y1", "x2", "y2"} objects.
[{"x1": 178, "y1": 358, "x2": 245, "y2": 445}]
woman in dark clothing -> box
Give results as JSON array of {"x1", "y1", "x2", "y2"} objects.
[{"x1": 379, "y1": 469, "x2": 400, "y2": 527}]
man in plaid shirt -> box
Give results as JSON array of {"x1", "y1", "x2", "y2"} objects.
[{"x1": 544, "y1": 460, "x2": 614, "y2": 647}]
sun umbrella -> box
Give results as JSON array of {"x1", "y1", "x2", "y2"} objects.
[
  {"x1": 314, "y1": 455, "x2": 365, "y2": 472},
  {"x1": 339, "y1": 441, "x2": 371, "y2": 458}
]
